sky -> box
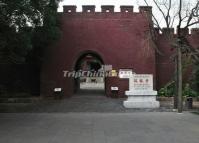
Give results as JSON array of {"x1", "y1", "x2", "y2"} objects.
[{"x1": 58, "y1": 0, "x2": 199, "y2": 29}]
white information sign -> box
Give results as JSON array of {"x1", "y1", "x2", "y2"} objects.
[
  {"x1": 54, "y1": 88, "x2": 62, "y2": 92},
  {"x1": 119, "y1": 69, "x2": 134, "y2": 79},
  {"x1": 111, "y1": 87, "x2": 119, "y2": 91},
  {"x1": 129, "y1": 74, "x2": 153, "y2": 91}
]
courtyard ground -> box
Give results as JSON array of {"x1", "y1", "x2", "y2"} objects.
[
  {"x1": 0, "y1": 89, "x2": 199, "y2": 113},
  {"x1": 0, "y1": 90, "x2": 174, "y2": 113},
  {"x1": 0, "y1": 112, "x2": 199, "y2": 143},
  {"x1": 0, "y1": 90, "x2": 199, "y2": 143}
]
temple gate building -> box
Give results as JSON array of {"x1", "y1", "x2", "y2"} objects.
[{"x1": 41, "y1": 5, "x2": 199, "y2": 98}]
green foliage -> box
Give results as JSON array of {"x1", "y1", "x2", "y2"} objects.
[
  {"x1": 158, "y1": 87, "x2": 174, "y2": 97},
  {"x1": 158, "y1": 82, "x2": 199, "y2": 97},
  {"x1": 0, "y1": 0, "x2": 62, "y2": 63},
  {"x1": 158, "y1": 81, "x2": 175, "y2": 97},
  {"x1": 183, "y1": 83, "x2": 198, "y2": 97},
  {"x1": 192, "y1": 62, "x2": 199, "y2": 92}
]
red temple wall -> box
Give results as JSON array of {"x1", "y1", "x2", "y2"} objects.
[{"x1": 41, "y1": 5, "x2": 199, "y2": 97}]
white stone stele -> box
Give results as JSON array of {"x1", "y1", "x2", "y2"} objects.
[{"x1": 123, "y1": 74, "x2": 160, "y2": 109}]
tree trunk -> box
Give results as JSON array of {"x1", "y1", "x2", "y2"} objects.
[
  {"x1": 177, "y1": 46, "x2": 183, "y2": 113},
  {"x1": 174, "y1": 57, "x2": 178, "y2": 109}
]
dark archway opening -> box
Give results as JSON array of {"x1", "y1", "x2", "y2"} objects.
[{"x1": 74, "y1": 52, "x2": 105, "y2": 96}]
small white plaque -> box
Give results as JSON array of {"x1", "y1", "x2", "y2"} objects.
[
  {"x1": 119, "y1": 69, "x2": 134, "y2": 79},
  {"x1": 54, "y1": 88, "x2": 62, "y2": 92},
  {"x1": 111, "y1": 87, "x2": 119, "y2": 91},
  {"x1": 103, "y1": 65, "x2": 113, "y2": 71}
]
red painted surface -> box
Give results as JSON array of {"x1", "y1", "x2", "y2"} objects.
[
  {"x1": 156, "y1": 30, "x2": 176, "y2": 89},
  {"x1": 41, "y1": 5, "x2": 199, "y2": 98},
  {"x1": 156, "y1": 29, "x2": 199, "y2": 89}
]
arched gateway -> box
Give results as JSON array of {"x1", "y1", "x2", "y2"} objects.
[{"x1": 74, "y1": 51, "x2": 105, "y2": 95}]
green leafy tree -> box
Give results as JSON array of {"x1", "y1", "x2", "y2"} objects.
[{"x1": 0, "y1": 0, "x2": 62, "y2": 63}]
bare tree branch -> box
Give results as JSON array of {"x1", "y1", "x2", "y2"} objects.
[
  {"x1": 153, "y1": 0, "x2": 170, "y2": 28},
  {"x1": 178, "y1": 0, "x2": 183, "y2": 29},
  {"x1": 141, "y1": 0, "x2": 199, "y2": 114},
  {"x1": 143, "y1": 0, "x2": 162, "y2": 31},
  {"x1": 186, "y1": 1, "x2": 199, "y2": 28},
  {"x1": 166, "y1": 0, "x2": 172, "y2": 26}
]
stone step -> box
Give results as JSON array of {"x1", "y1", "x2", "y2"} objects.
[{"x1": 0, "y1": 97, "x2": 41, "y2": 103}]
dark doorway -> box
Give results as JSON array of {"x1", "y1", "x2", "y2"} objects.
[{"x1": 74, "y1": 52, "x2": 105, "y2": 96}]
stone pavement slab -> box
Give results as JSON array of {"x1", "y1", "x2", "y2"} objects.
[
  {"x1": 0, "y1": 112, "x2": 199, "y2": 143},
  {"x1": 0, "y1": 95, "x2": 173, "y2": 113}
]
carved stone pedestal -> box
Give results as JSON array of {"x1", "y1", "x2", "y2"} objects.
[{"x1": 124, "y1": 90, "x2": 160, "y2": 108}]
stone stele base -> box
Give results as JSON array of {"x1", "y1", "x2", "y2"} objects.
[{"x1": 123, "y1": 91, "x2": 160, "y2": 108}]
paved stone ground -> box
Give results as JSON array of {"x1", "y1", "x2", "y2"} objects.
[
  {"x1": 0, "y1": 90, "x2": 173, "y2": 113},
  {"x1": 0, "y1": 112, "x2": 199, "y2": 143},
  {"x1": 0, "y1": 90, "x2": 199, "y2": 143}
]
